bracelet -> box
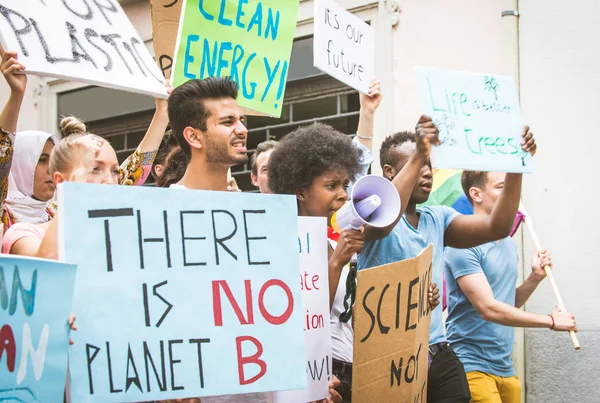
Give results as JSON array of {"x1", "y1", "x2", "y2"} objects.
[
  {"x1": 356, "y1": 134, "x2": 374, "y2": 140},
  {"x1": 548, "y1": 314, "x2": 555, "y2": 330}
]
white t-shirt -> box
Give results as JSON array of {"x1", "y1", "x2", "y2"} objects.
[
  {"x1": 328, "y1": 240, "x2": 354, "y2": 363},
  {"x1": 169, "y1": 183, "x2": 269, "y2": 403}
]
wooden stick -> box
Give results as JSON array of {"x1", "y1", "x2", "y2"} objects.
[{"x1": 519, "y1": 201, "x2": 580, "y2": 350}]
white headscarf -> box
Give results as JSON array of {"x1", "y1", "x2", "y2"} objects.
[{"x1": 5, "y1": 130, "x2": 57, "y2": 224}]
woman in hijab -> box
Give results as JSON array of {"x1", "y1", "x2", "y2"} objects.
[{"x1": 3, "y1": 130, "x2": 57, "y2": 226}]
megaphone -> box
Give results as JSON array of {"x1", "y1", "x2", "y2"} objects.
[{"x1": 331, "y1": 175, "x2": 401, "y2": 232}]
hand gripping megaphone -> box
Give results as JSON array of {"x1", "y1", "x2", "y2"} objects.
[{"x1": 330, "y1": 175, "x2": 401, "y2": 233}]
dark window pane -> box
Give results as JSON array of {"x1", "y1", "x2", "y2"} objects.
[
  {"x1": 126, "y1": 131, "x2": 145, "y2": 150},
  {"x1": 322, "y1": 114, "x2": 360, "y2": 135},
  {"x1": 106, "y1": 135, "x2": 125, "y2": 152},
  {"x1": 247, "y1": 130, "x2": 269, "y2": 151},
  {"x1": 293, "y1": 96, "x2": 337, "y2": 121},
  {"x1": 233, "y1": 172, "x2": 254, "y2": 192},
  {"x1": 270, "y1": 124, "x2": 303, "y2": 141},
  {"x1": 340, "y1": 92, "x2": 360, "y2": 113},
  {"x1": 288, "y1": 37, "x2": 323, "y2": 81},
  {"x1": 246, "y1": 105, "x2": 290, "y2": 128}
]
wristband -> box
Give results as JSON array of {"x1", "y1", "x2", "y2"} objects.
[
  {"x1": 548, "y1": 314, "x2": 555, "y2": 330},
  {"x1": 356, "y1": 134, "x2": 374, "y2": 140}
]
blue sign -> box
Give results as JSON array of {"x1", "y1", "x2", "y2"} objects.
[
  {"x1": 0, "y1": 256, "x2": 77, "y2": 403},
  {"x1": 58, "y1": 183, "x2": 305, "y2": 402},
  {"x1": 415, "y1": 67, "x2": 534, "y2": 173}
]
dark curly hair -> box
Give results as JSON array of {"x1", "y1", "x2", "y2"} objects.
[
  {"x1": 151, "y1": 130, "x2": 178, "y2": 180},
  {"x1": 268, "y1": 123, "x2": 362, "y2": 195},
  {"x1": 379, "y1": 131, "x2": 415, "y2": 169},
  {"x1": 156, "y1": 146, "x2": 186, "y2": 188}
]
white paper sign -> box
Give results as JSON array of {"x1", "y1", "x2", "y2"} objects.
[
  {"x1": 274, "y1": 217, "x2": 332, "y2": 403},
  {"x1": 0, "y1": 0, "x2": 167, "y2": 98},
  {"x1": 313, "y1": 0, "x2": 374, "y2": 94},
  {"x1": 414, "y1": 67, "x2": 533, "y2": 173}
]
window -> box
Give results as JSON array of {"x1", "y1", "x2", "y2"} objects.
[{"x1": 56, "y1": 37, "x2": 360, "y2": 190}]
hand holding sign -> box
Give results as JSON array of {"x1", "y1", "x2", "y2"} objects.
[
  {"x1": 0, "y1": 47, "x2": 26, "y2": 95},
  {"x1": 415, "y1": 115, "x2": 442, "y2": 157},
  {"x1": 521, "y1": 125, "x2": 537, "y2": 156},
  {"x1": 359, "y1": 79, "x2": 382, "y2": 114},
  {"x1": 414, "y1": 67, "x2": 534, "y2": 173}
]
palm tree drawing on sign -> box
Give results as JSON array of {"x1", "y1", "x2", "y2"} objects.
[{"x1": 484, "y1": 76, "x2": 499, "y2": 100}]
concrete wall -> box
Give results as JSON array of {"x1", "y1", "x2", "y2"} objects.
[{"x1": 519, "y1": 1, "x2": 600, "y2": 401}]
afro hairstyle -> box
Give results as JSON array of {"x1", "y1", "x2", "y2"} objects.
[
  {"x1": 268, "y1": 123, "x2": 362, "y2": 195},
  {"x1": 379, "y1": 131, "x2": 416, "y2": 169}
]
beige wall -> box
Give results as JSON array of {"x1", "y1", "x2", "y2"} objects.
[
  {"x1": 519, "y1": 1, "x2": 600, "y2": 401},
  {"x1": 390, "y1": 0, "x2": 519, "y2": 132}
]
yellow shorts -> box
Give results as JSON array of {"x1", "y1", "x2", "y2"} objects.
[{"x1": 466, "y1": 370, "x2": 521, "y2": 403}]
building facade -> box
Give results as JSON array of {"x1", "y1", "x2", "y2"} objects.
[{"x1": 0, "y1": 0, "x2": 597, "y2": 401}]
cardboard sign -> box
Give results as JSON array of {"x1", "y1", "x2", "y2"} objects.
[
  {"x1": 0, "y1": 256, "x2": 77, "y2": 402},
  {"x1": 0, "y1": 0, "x2": 167, "y2": 98},
  {"x1": 313, "y1": 0, "x2": 374, "y2": 94},
  {"x1": 353, "y1": 245, "x2": 433, "y2": 403},
  {"x1": 150, "y1": 0, "x2": 183, "y2": 80},
  {"x1": 171, "y1": 0, "x2": 300, "y2": 117},
  {"x1": 58, "y1": 183, "x2": 306, "y2": 402},
  {"x1": 273, "y1": 217, "x2": 332, "y2": 403},
  {"x1": 415, "y1": 67, "x2": 533, "y2": 173}
]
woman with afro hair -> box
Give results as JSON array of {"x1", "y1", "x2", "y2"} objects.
[{"x1": 268, "y1": 114, "x2": 440, "y2": 402}]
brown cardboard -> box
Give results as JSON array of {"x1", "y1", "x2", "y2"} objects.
[
  {"x1": 352, "y1": 245, "x2": 433, "y2": 403},
  {"x1": 150, "y1": 0, "x2": 183, "y2": 80}
]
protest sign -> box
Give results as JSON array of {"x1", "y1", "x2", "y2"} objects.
[
  {"x1": 150, "y1": 0, "x2": 183, "y2": 79},
  {"x1": 353, "y1": 245, "x2": 433, "y2": 403},
  {"x1": 273, "y1": 217, "x2": 332, "y2": 403},
  {"x1": 313, "y1": 0, "x2": 374, "y2": 94},
  {"x1": 0, "y1": 255, "x2": 77, "y2": 402},
  {"x1": 0, "y1": 0, "x2": 167, "y2": 98},
  {"x1": 58, "y1": 182, "x2": 306, "y2": 402},
  {"x1": 171, "y1": 0, "x2": 300, "y2": 117},
  {"x1": 415, "y1": 67, "x2": 533, "y2": 173}
]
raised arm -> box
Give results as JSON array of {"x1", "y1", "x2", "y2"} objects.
[
  {"x1": 0, "y1": 47, "x2": 26, "y2": 133},
  {"x1": 356, "y1": 79, "x2": 381, "y2": 152},
  {"x1": 444, "y1": 127, "x2": 536, "y2": 248},
  {"x1": 119, "y1": 95, "x2": 170, "y2": 186},
  {"x1": 365, "y1": 115, "x2": 439, "y2": 240}
]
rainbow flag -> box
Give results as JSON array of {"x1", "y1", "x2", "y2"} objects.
[{"x1": 420, "y1": 169, "x2": 473, "y2": 214}]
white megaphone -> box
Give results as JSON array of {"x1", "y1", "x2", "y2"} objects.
[{"x1": 330, "y1": 175, "x2": 401, "y2": 233}]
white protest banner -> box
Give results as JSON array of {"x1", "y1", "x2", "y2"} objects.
[
  {"x1": 415, "y1": 67, "x2": 533, "y2": 173},
  {"x1": 273, "y1": 217, "x2": 332, "y2": 403},
  {"x1": 313, "y1": 0, "x2": 374, "y2": 94},
  {"x1": 0, "y1": 0, "x2": 167, "y2": 98},
  {"x1": 58, "y1": 183, "x2": 306, "y2": 402}
]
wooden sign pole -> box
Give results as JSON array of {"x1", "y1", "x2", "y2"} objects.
[{"x1": 519, "y1": 201, "x2": 580, "y2": 350}]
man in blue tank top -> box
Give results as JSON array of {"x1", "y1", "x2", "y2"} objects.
[{"x1": 358, "y1": 126, "x2": 537, "y2": 403}]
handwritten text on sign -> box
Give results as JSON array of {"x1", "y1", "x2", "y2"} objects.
[
  {"x1": 150, "y1": 0, "x2": 184, "y2": 80},
  {"x1": 0, "y1": 0, "x2": 167, "y2": 98},
  {"x1": 313, "y1": 0, "x2": 374, "y2": 94},
  {"x1": 172, "y1": 0, "x2": 300, "y2": 117},
  {"x1": 0, "y1": 256, "x2": 77, "y2": 403},
  {"x1": 353, "y1": 246, "x2": 433, "y2": 403},
  {"x1": 415, "y1": 67, "x2": 533, "y2": 173},
  {"x1": 58, "y1": 183, "x2": 305, "y2": 402},
  {"x1": 273, "y1": 217, "x2": 332, "y2": 403}
]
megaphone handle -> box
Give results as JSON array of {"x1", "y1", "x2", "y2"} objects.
[{"x1": 339, "y1": 254, "x2": 358, "y2": 323}]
